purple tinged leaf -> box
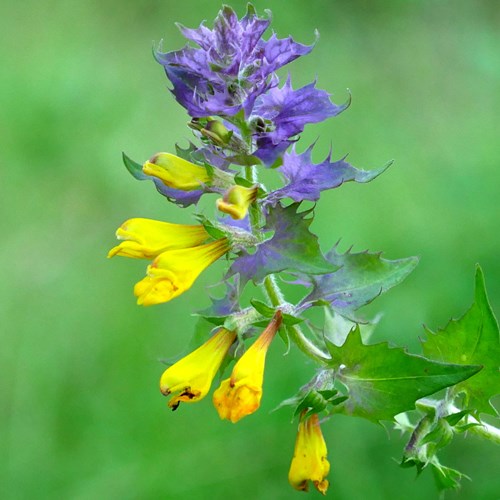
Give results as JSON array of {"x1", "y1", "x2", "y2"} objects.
[
  {"x1": 197, "y1": 276, "x2": 241, "y2": 324},
  {"x1": 266, "y1": 144, "x2": 390, "y2": 203},
  {"x1": 152, "y1": 179, "x2": 204, "y2": 207},
  {"x1": 227, "y1": 203, "x2": 336, "y2": 286},
  {"x1": 297, "y1": 244, "x2": 418, "y2": 314}
]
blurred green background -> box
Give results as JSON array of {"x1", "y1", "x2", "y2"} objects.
[{"x1": 2, "y1": 0, "x2": 499, "y2": 498}]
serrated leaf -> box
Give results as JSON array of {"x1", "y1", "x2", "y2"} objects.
[
  {"x1": 422, "y1": 266, "x2": 500, "y2": 416},
  {"x1": 196, "y1": 277, "x2": 240, "y2": 325},
  {"x1": 297, "y1": 244, "x2": 418, "y2": 314},
  {"x1": 431, "y1": 461, "x2": 469, "y2": 492},
  {"x1": 326, "y1": 327, "x2": 481, "y2": 422},
  {"x1": 227, "y1": 203, "x2": 336, "y2": 285},
  {"x1": 266, "y1": 143, "x2": 390, "y2": 204}
]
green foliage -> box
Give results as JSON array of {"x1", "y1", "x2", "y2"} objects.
[
  {"x1": 423, "y1": 266, "x2": 500, "y2": 416},
  {"x1": 325, "y1": 327, "x2": 481, "y2": 422},
  {"x1": 299, "y1": 245, "x2": 418, "y2": 316},
  {"x1": 122, "y1": 152, "x2": 148, "y2": 180}
]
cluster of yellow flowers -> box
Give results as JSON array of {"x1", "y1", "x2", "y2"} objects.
[{"x1": 109, "y1": 153, "x2": 330, "y2": 494}]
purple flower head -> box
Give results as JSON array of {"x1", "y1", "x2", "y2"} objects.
[
  {"x1": 251, "y1": 77, "x2": 348, "y2": 165},
  {"x1": 155, "y1": 5, "x2": 314, "y2": 117}
]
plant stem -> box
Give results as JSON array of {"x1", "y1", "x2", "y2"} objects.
[
  {"x1": 263, "y1": 275, "x2": 331, "y2": 364},
  {"x1": 240, "y1": 127, "x2": 331, "y2": 365}
]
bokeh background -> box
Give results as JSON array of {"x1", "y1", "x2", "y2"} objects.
[{"x1": 2, "y1": 0, "x2": 499, "y2": 498}]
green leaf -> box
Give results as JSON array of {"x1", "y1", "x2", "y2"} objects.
[
  {"x1": 122, "y1": 152, "x2": 148, "y2": 180},
  {"x1": 298, "y1": 244, "x2": 418, "y2": 316},
  {"x1": 228, "y1": 203, "x2": 336, "y2": 285},
  {"x1": 422, "y1": 266, "x2": 500, "y2": 416},
  {"x1": 250, "y1": 299, "x2": 275, "y2": 317},
  {"x1": 431, "y1": 461, "x2": 469, "y2": 492},
  {"x1": 193, "y1": 214, "x2": 227, "y2": 240},
  {"x1": 326, "y1": 327, "x2": 481, "y2": 422},
  {"x1": 323, "y1": 306, "x2": 379, "y2": 347}
]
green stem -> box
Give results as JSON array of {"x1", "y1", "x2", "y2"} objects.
[
  {"x1": 240, "y1": 127, "x2": 331, "y2": 365},
  {"x1": 245, "y1": 165, "x2": 262, "y2": 234},
  {"x1": 263, "y1": 275, "x2": 330, "y2": 364}
]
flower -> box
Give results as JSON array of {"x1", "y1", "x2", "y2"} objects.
[
  {"x1": 160, "y1": 328, "x2": 236, "y2": 410},
  {"x1": 155, "y1": 5, "x2": 313, "y2": 117},
  {"x1": 216, "y1": 185, "x2": 258, "y2": 220},
  {"x1": 212, "y1": 311, "x2": 282, "y2": 423},
  {"x1": 108, "y1": 218, "x2": 209, "y2": 259},
  {"x1": 288, "y1": 413, "x2": 330, "y2": 495},
  {"x1": 134, "y1": 238, "x2": 230, "y2": 306},
  {"x1": 143, "y1": 152, "x2": 211, "y2": 191}
]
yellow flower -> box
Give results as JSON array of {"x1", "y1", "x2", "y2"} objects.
[
  {"x1": 107, "y1": 218, "x2": 209, "y2": 259},
  {"x1": 143, "y1": 152, "x2": 211, "y2": 191},
  {"x1": 134, "y1": 238, "x2": 230, "y2": 306},
  {"x1": 212, "y1": 311, "x2": 282, "y2": 423},
  {"x1": 160, "y1": 328, "x2": 236, "y2": 410},
  {"x1": 288, "y1": 413, "x2": 330, "y2": 495},
  {"x1": 216, "y1": 185, "x2": 258, "y2": 220}
]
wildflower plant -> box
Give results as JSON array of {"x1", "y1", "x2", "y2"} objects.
[{"x1": 110, "y1": 5, "x2": 500, "y2": 495}]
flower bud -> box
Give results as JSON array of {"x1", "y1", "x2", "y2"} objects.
[
  {"x1": 216, "y1": 185, "x2": 258, "y2": 220},
  {"x1": 202, "y1": 119, "x2": 233, "y2": 145},
  {"x1": 143, "y1": 153, "x2": 211, "y2": 191}
]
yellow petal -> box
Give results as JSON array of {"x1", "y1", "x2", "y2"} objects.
[
  {"x1": 108, "y1": 218, "x2": 208, "y2": 259},
  {"x1": 288, "y1": 413, "x2": 330, "y2": 495},
  {"x1": 160, "y1": 329, "x2": 236, "y2": 410},
  {"x1": 213, "y1": 312, "x2": 282, "y2": 422},
  {"x1": 134, "y1": 239, "x2": 230, "y2": 306}
]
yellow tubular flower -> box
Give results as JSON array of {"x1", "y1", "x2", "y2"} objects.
[
  {"x1": 288, "y1": 413, "x2": 330, "y2": 495},
  {"x1": 160, "y1": 328, "x2": 236, "y2": 410},
  {"x1": 216, "y1": 184, "x2": 258, "y2": 220},
  {"x1": 143, "y1": 152, "x2": 211, "y2": 191},
  {"x1": 134, "y1": 238, "x2": 230, "y2": 306},
  {"x1": 213, "y1": 311, "x2": 282, "y2": 423},
  {"x1": 107, "y1": 218, "x2": 209, "y2": 259}
]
